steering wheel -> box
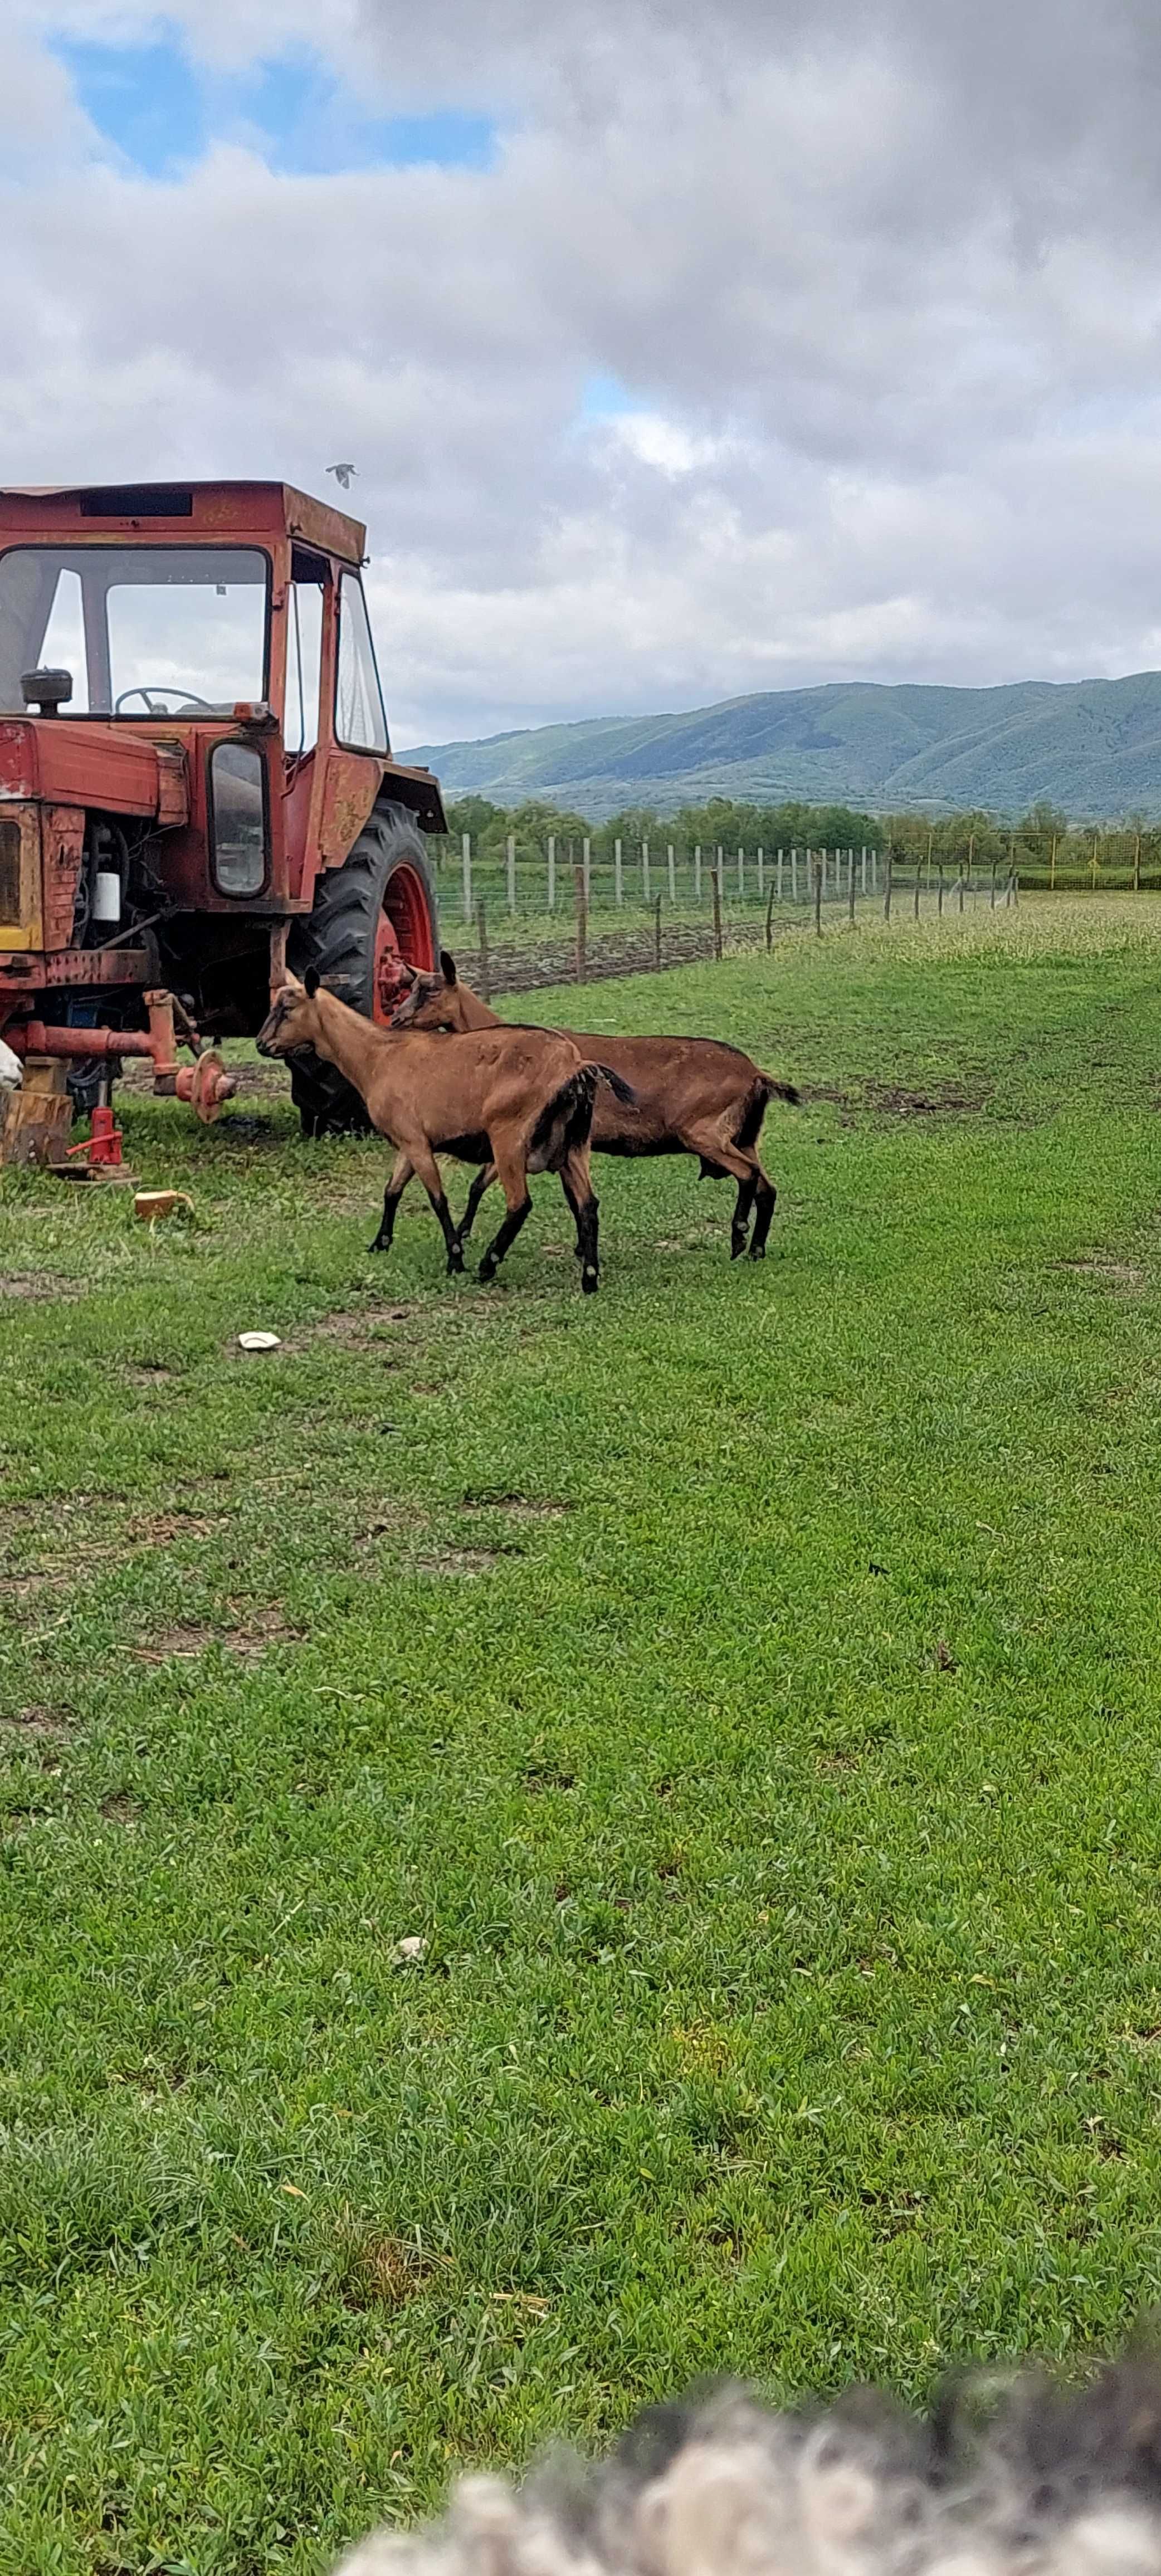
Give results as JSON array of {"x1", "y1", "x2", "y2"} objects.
[{"x1": 114, "y1": 685, "x2": 213, "y2": 715}]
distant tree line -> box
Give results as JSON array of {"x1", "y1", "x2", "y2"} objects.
[{"x1": 441, "y1": 794, "x2": 1161, "y2": 878}]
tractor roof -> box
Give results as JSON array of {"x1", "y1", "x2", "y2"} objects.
[{"x1": 0, "y1": 481, "x2": 366, "y2": 562}]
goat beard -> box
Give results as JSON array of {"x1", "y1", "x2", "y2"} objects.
[{"x1": 336, "y1": 2357, "x2": 1161, "y2": 2576}]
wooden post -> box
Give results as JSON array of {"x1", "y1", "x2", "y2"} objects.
[
  {"x1": 884, "y1": 847, "x2": 894, "y2": 921},
  {"x1": 926, "y1": 828, "x2": 934, "y2": 890},
  {"x1": 765, "y1": 882, "x2": 777, "y2": 950},
  {"x1": 1135, "y1": 831, "x2": 1142, "y2": 894},
  {"x1": 737, "y1": 845, "x2": 745, "y2": 898},
  {"x1": 1049, "y1": 833, "x2": 1057, "y2": 891},
  {"x1": 476, "y1": 896, "x2": 491, "y2": 1003},
  {"x1": 757, "y1": 845, "x2": 765, "y2": 896},
  {"x1": 547, "y1": 833, "x2": 556, "y2": 912},
  {"x1": 861, "y1": 843, "x2": 867, "y2": 896},
  {"x1": 654, "y1": 892, "x2": 663, "y2": 969},
  {"x1": 582, "y1": 836, "x2": 591, "y2": 900},
  {"x1": 711, "y1": 866, "x2": 723, "y2": 960},
  {"x1": 777, "y1": 848, "x2": 784, "y2": 902},
  {"x1": 938, "y1": 865, "x2": 944, "y2": 917},
  {"x1": 848, "y1": 849, "x2": 856, "y2": 926},
  {"x1": 642, "y1": 838, "x2": 650, "y2": 902},
  {"x1": 694, "y1": 842, "x2": 702, "y2": 901},
  {"x1": 668, "y1": 842, "x2": 676, "y2": 904},
  {"x1": 813, "y1": 850, "x2": 823, "y2": 938},
  {"x1": 613, "y1": 836, "x2": 622, "y2": 905},
  {"x1": 791, "y1": 847, "x2": 798, "y2": 901},
  {"x1": 574, "y1": 863, "x2": 587, "y2": 983},
  {"x1": 461, "y1": 829, "x2": 472, "y2": 922},
  {"x1": 506, "y1": 833, "x2": 516, "y2": 915}
]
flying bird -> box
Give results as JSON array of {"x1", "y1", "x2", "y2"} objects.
[{"x1": 327, "y1": 462, "x2": 357, "y2": 490}]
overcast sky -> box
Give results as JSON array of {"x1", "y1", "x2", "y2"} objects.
[{"x1": 6, "y1": 0, "x2": 1161, "y2": 745}]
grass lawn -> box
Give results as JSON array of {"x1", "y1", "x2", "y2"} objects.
[{"x1": 6, "y1": 896, "x2": 1161, "y2": 2573}]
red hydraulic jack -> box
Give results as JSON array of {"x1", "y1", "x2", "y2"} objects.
[{"x1": 66, "y1": 1101, "x2": 124, "y2": 1170}]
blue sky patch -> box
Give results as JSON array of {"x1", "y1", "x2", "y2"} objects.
[
  {"x1": 579, "y1": 373, "x2": 639, "y2": 420},
  {"x1": 52, "y1": 27, "x2": 498, "y2": 179}
]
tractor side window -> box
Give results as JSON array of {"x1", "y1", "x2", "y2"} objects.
[
  {"x1": 284, "y1": 570, "x2": 324, "y2": 757},
  {"x1": 209, "y1": 740, "x2": 267, "y2": 896},
  {"x1": 336, "y1": 573, "x2": 388, "y2": 753},
  {"x1": 39, "y1": 569, "x2": 89, "y2": 713}
]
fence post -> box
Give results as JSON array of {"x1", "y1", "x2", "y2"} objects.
[
  {"x1": 913, "y1": 858, "x2": 920, "y2": 921},
  {"x1": 547, "y1": 833, "x2": 556, "y2": 912},
  {"x1": 1135, "y1": 831, "x2": 1142, "y2": 894},
  {"x1": 938, "y1": 865, "x2": 944, "y2": 917},
  {"x1": 738, "y1": 845, "x2": 745, "y2": 898},
  {"x1": 872, "y1": 848, "x2": 879, "y2": 894},
  {"x1": 757, "y1": 845, "x2": 765, "y2": 897},
  {"x1": 716, "y1": 844, "x2": 724, "y2": 904},
  {"x1": 668, "y1": 842, "x2": 676, "y2": 903},
  {"x1": 777, "y1": 848, "x2": 784, "y2": 902},
  {"x1": 711, "y1": 866, "x2": 723, "y2": 960},
  {"x1": 958, "y1": 869, "x2": 965, "y2": 915},
  {"x1": 476, "y1": 896, "x2": 490, "y2": 1003},
  {"x1": 791, "y1": 847, "x2": 798, "y2": 902},
  {"x1": 582, "y1": 836, "x2": 591, "y2": 901},
  {"x1": 574, "y1": 863, "x2": 587, "y2": 982},
  {"x1": 926, "y1": 829, "x2": 934, "y2": 891},
  {"x1": 990, "y1": 858, "x2": 997, "y2": 909},
  {"x1": 1050, "y1": 833, "x2": 1057, "y2": 892},
  {"x1": 506, "y1": 833, "x2": 516, "y2": 915},
  {"x1": 461, "y1": 830, "x2": 472, "y2": 922},
  {"x1": 1091, "y1": 830, "x2": 1099, "y2": 890},
  {"x1": 861, "y1": 843, "x2": 867, "y2": 896},
  {"x1": 968, "y1": 832, "x2": 975, "y2": 892},
  {"x1": 848, "y1": 848, "x2": 856, "y2": 926},
  {"x1": 694, "y1": 842, "x2": 702, "y2": 902},
  {"x1": 642, "y1": 838, "x2": 650, "y2": 902},
  {"x1": 654, "y1": 892, "x2": 663, "y2": 969},
  {"x1": 613, "y1": 836, "x2": 622, "y2": 906},
  {"x1": 884, "y1": 847, "x2": 894, "y2": 921},
  {"x1": 765, "y1": 882, "x2": 777, "y2": 950},
  {"x1": 814, "y1": 850, "x2": 823, "y2": 938}
]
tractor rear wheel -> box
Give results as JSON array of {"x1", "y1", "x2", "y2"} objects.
[{"x1": 287, "y1": 803, "x2": 438, "y2": 1136}]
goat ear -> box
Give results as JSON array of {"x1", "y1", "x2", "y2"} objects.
[
  {"x1": 440, "y1": 950, "x2": 458, "y2": 985},
  {"x1": 304, "y1": 967, "x2": 320, "y2": 1000}
]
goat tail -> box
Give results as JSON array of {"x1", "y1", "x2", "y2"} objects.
[
  {"x1": 735, "y1": 1072, "x2": 799, "y2": 1150},
  {"x1": 529, "y1": 1064, "x2": 599, "y2": 1161},
  {"x1": 595, "y1": 1064, "x2": 637, "y2": 1108}
]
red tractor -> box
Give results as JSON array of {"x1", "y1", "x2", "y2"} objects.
[{"x1": 0, "y1": 479, "x2": 445, "y2": 1159}]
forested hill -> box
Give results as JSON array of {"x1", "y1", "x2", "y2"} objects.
[{"x1": 405, "y1": 671, "x2": 1161, "y2": 820}]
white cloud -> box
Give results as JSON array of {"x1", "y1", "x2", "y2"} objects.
[{"x1": 8, "y1": 0, "x2": 1161, "y2": 742}]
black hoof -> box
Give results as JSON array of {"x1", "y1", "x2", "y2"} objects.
[
  {"x1": 730, "y1": 1236, "x2": 747, "y2": 1260},
  {"x1": 367, "y1": 1238, "x2": 388, "y2": 1256},
  {"x1": 479, "y1": 1261, "x2": 496, "y2": 1284},
  {"x1": 581, "y1": 1266, "x2": 599, "y2": 1295},
  {"x1": 748, "y1": 1242, "x2": 767, "y2": 1261}
]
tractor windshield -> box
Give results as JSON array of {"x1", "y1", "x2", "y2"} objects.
[{"x1": 0, "y1": 546, "x2": 268, "y2": 716}]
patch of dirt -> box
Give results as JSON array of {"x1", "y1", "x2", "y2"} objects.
[
  {"x1": 336, "y1": 2224, "x2": 445, "y2": 2311},
  {"x1": 358, "y1": 1506, "x2": 423, "y2": 1548},
  {"x1": 124, "y1": 1360, "x2": 178, "y2": 1384},
  {"x1": 463, "y1": 1489, "x2": 573, "y2": 1519},
  {"x1": 125, "y1": 1510, "x2": 223, "y2": 1546},
  {"x1": 0, "y1": 1270, "x2": 85, "y2": 1300},
  {"x1": 523, "y1": 1759, "x2": 577, "y2": 1792},
  {"x1": 1061, "y1": 1257, "x2": 1146, "y2": 1289},
  {"x1": 100, "y1": 1792, "x2": 141, "y2": 1827},
  {"x1": 411, "y1": 1545, "x2": 512, "y2": 1577},
  {"x1": 814, "y1": 1080, "x2": 990, "y2": 1123},
  {"x1": 1, "y1": 1704, "x2": 73, "y2": 1740},
  {"x1": 0, "y1": 1570, "x2": 70, "y2": 1603},
  {"x1": 131, "y1": 1608, "x2": 301, "y2": 1663}
]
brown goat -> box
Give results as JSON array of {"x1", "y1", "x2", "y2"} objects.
[
  {"x1": 256, "y1": 972, "x2": 632, "y2": 1292},
  {"x1": 390, "y1": 953, "x2": 799, "y2": 1260}
]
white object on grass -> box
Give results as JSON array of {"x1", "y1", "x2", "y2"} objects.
[
  {"x1": 0, "y1": 1040, "x2": 22, "y2": 1090},
  {"x1": 238, "y1": 1331, "x2": 282, "y2": 1353}
]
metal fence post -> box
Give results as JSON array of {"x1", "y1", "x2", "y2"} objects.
[
  {"x1": 668, "y1": 842, "x2": 676, "y2": 903},
  {"x1": 547, "y1": 833, "x2": 556, "y2": 911},
  {"x1": 848, "y1": 850, "x2": 856, "y2": 926},
  {"x1": 791, "y1": 847, "x2": 798, "y2": 902},
  {"x1": 582, "y1": 836, "x2": 591, "y2": 901},
  {"x1": 738, "y1": 845, "x2": 745, "y2": 899},
  {"x1": 765, "y1": 882, "x2": 777, "y2": 950},
  {"x1": 642, "y1": 838, "x2": 650, "y2": 902},
  {"x1": 654, "y1": 892, "x2": 663, "y2": 969},
  {"x1": 461, "y1": 830, "x2": 472, "y2": 923},
  {"x1": 884, "y1": 848, "x2": 894, "y2": 921},
  {"x1": 813, "y1": 851, "x2": 823, "y2": 936},
  {"x1": 575, "y1": 864, "x2": 587, "y2": 982},
  {"x1": 506, "y1": 833, "x2": 516, "y2": 915},
  {"x1": 694, "y1": 842, "x2": 701, "y2": 902},
  {"x1": 613, "y1": 836, "x2": 622, "y2": 906},
  {"x1": 861, "y1": 844, "x2": 867, "y2": 896},
  {"x1": 757, "y1": 845, "x2": 764, "y2": 897},
  {"x1": 711, "y1": 866, "x2": 723, "y2": 960},
  {"x1": 777, "y1": 847, "x2": 784, "y2": 902}
]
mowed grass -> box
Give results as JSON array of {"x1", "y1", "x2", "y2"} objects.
[{"x1": 5, "y1": 897, "x2": 1161, "y2": 2572}]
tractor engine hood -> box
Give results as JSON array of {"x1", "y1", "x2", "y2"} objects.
[{"x1": 0, "y1": 718, "x2": 188, "y2": 826}]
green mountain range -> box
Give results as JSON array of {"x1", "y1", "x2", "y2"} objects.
[{"x1": 406, "y1": 671, "x2": 1161, "y2": 820}]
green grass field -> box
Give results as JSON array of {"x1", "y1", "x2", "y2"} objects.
[{"x1": 5, "y1": 898, "x2": 1161, "y2": 2574}]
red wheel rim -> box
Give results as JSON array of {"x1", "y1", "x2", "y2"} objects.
[{"x1": 372, "y1": 861, "x2": 435, "y2": 1023}]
